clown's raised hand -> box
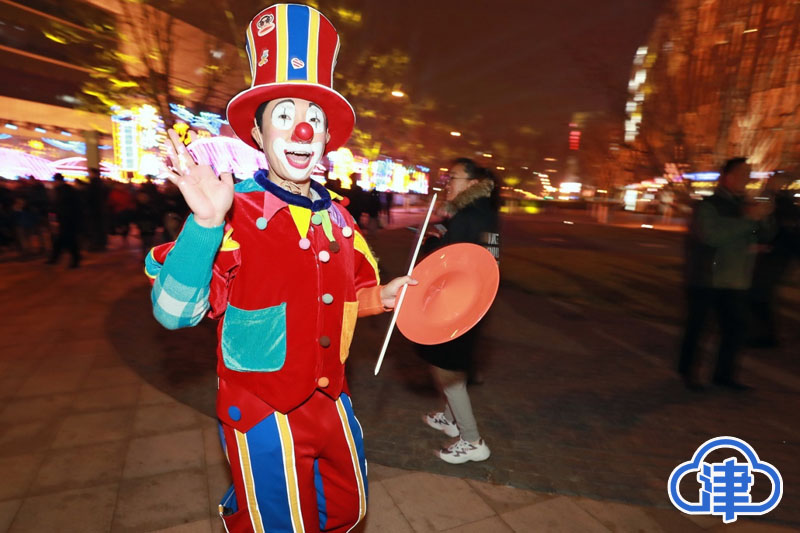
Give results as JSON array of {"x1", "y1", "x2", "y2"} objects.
[{"x1": 164, "y1": 129, "x2": 234, "y2": 228}]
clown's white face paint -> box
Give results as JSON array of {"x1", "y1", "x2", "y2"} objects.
[{"x1": 254, "y1": 98, "x2": 329, "y2": 186}]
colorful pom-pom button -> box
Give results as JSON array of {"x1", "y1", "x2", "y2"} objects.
[
  {"x1": 228, "y1": 406, "x2": 241, "y2": 422},
  {"x1": 299, "y1": 238, "x2": 311, "y2": 250},
  {"x1": 319, "y1": 250, "x2": 331, "y2": 263},
  {"x1": 322, "y1": 293, "x2": 334, "y2": 305},
  {"x1": 317, "y1": 376, "x2": 330, "y2": 388},
  {"x1": 311, "y1": 213, "x2": 322, "y2": 225},
  {"x1": 319, "y1": 336, "x2": 331, "y2": 348},
  {"x1": 329, "y1": 241, "x2": 340, "y2": 253},
  {"x1": 342, "y1": 226, "x2": 353, "y2": 238},
  {"x1": 255, "y1": 217, "x2": 268, "y2": 230}
]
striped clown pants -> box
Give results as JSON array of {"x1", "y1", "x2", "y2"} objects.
[{"x1": 217, "y1": 391, "x2": 368, "y2": 533}]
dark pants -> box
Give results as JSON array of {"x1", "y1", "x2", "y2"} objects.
[
  {"x1": 49, "y1": 225, "x2": 81, "y2": 267},
  {"x1": 679, "y1": 287, "x2": 747, "y2": 383}
]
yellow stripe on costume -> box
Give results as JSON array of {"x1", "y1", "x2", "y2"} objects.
[
  {"x1": 307, "y1": 9, "x2": 320, "y2": 83},
  {"x1": 288, "y1": 204, "x2": 312, "y2": 239},
  {"x1": 275, "y1": 413, "x2": 306, "y2": 533},
  {"x1": 246, "y1": 24, "x2": 257, "y2": 80},
  {"x1": 235, "y1": 430, "x2": 266, "y2": 533},
  {"x1": 220, "y1": 227, "x2": 240, "y2": 251},
  {"x1": 353, "y1": 230, "x2": 380, "y2": 283},
  {"x1": 144, "y1": 249, "x2": 158, "y2": 279},
  {"x1": 276, "y1": 4, "x2": 289, "y2": 82},
  {"x1": 336, "y1": 399, "x2": 367, "y2": 523}
]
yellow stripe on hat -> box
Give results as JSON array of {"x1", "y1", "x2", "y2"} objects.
[
  {"x1": 235, "y1": 430, "x2": 266, "y2": 533},
  {"x1": 275, "y1": 413, "x2": 306, "y2": 533},
  {"x1": 246, "y1": 24, "x2": 257, "y2": 82},
  {"x1": 276, "y1": 4, "x2": 289, "y2": 83},
  {"x1": 288, "y1": 204, "x2": 312, "y2": 239},
  {"x1": 307, "y1": 9, "x2": 320, "y2": 84}
]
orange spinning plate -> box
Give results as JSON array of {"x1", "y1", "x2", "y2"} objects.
[{"x1": 397, "y1": 243, "x2": 499, "y2": 345}]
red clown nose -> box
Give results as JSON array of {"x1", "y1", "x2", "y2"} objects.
[{"x1": 292, "y1": 122, "x2": 314, "y2": 142}]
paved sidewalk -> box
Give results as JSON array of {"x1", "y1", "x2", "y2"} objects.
[{"x1": 0, "y1": 233, "x2": 796, "y2": 532}]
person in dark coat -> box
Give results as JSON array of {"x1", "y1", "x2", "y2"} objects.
[
  {"x1": 46, "y1": 173, "x2": 83, "y2": 268},
  {"x1": 678, "y1": 158, "x2": 775, "y2": 391},
  {"x1": 417, "y1": 158, "x2": 499, "y2": 464},
  {"x1": 749, "y1": 171, "x2": 800, "y2": 347}
]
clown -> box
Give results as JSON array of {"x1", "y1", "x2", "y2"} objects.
[{"x1": 145, "y1": 5, "x2": 414, "y2": 532}]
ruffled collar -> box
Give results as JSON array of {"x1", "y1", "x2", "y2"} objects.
[{"x1": 253, "y1": 169, "x2": 332, "y2": 212}]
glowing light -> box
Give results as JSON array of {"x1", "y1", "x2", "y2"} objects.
[
  {"x1": 641, "y1": 224, "x2": 654, "y2": 229},
  {"x1": 743, "y1": 28, "x2": 758, "y2": 34},
  {"x1": 544, "y1": 157, "x2": 557, "y2": 162},
  {"x1": 28, "y1": 140, "x2": 45, "y2": 150},
  {"x1": 60, "y1": 131, "x2": 72, "y2": 137},
  {"x1": 34, "y1": 127, "x2": 47, "y2": 134},
  {"x1": 4, "y1": 124, "x2": 18, "y2": 130},
  {"x1": 482, "y1": 153, "x2": 493, "y2": 158},
  {"x1": 496, "y1": 166, "x2": 505, "y2": 170},
  {"x1": 439, "y1": 167, "x2": 448, "y2": 171},
  {"x1": 391, "y1": 90, "x2": 405, "y2": 98},
  {"x1": 450, "y1": 131, "x2": 461, "y2": 137},
  {"x1": 43, "y1": 31, "x2": 67, "y2": 44},
  {"x1": 173, "y1": 86, "x2": 195, "y2": 96},
  {"x1": 42, "y1": 138, "x2": 86, "y2": 154},
  {"x1": 563, "y1": 221, "x2": 574, "y2": 225},
  {"x1": 560, "y1": 182, "x2": 582, "y2": 194}
]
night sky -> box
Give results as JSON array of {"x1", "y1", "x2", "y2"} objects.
[{"x1": 173, "y1": 0, "x2": 666, "y2": 162}]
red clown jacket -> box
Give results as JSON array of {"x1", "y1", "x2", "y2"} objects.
[{"x1": 145, "y1": 172, "x2": 384, "y2": 433}]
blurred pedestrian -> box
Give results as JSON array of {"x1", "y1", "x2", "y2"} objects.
[
  {"x1": 46, "y1": 173, "x2": 82, "y2": 268},
  {"x1": 134, "y1": 177, "x2": 162, "y2": 259},
  {"x1": 678, "y1": 158, "x2": 776, "y2": 391},
  {"x1": 108, "y1": 182, "x2": 136, "y2": 246},
  {"x1": 85, "y1": 168, "x2": 108, "y2": 251},
  {"x1": 417, "y1": 158, "x2": 499, "y2": 464},
  {"x1": 366, "y1": 188, "x2": 381, "y2": 235},
  {"x1": 748, "y1": 171, "x2": 800, "y2": 348},
  {"x1": 347, "y1": 177, "x2": 365, "y2": 225}
]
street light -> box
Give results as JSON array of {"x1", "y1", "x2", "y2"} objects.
[
  {"x1": 450, "y1": 131, "x2": 462, "y2": 137},
  {"x1": 544, "y1": 157, "x2": 557, "y2": 162},
  {"x1": 482, "y1": 153, "x2": 493, "y2": 158},
  {"x1": 391, "y1": 90, "x2": 405, "y2": 98}
]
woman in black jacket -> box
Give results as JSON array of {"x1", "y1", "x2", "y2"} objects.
[{"x1": 418, "y1": 158, "x2": 500, "y2": 464}]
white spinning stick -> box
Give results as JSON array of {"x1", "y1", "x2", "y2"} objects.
[{"x1": 374, "y1": 192, "x2": 438, "y2": 375}]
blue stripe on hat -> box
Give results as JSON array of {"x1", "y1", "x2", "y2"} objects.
[{"x1": 286, "y1": 4, "x2": 309, "y2": 81}]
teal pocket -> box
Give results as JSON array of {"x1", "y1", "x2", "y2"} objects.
[{"x1": 221, "y1": 302, "x2": 287, "y2": 372}]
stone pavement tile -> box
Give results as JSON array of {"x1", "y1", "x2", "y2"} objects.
[
  {"x1": 140, "y1": 383, "x2": 178, "y2": 406},
  {"x1": 0, "y1": 376, "x2": 23, "y2": 401},
  {"x1": 8, "y1": 484, "x2": 117, "y2": 533},
  {"x1": 639, "y1": 508, "x2": 706, "y2": 532},
  {"x1": 382, "y1": 472, "x2": 495, "y2": 532},
  {"x1": 466, "y1": 479, "x2": 547, "y2": 515},
  {"x1": 114, "y1": 469, "x2": 208, "y2": 533},
  {"x1": 442, "y1": 516, "x2": 513, "y2": 533},
  {"x1": 51, "y1": 409, "x2": 134, "y2": 448},
  {"x1": 72, "y1": 384, "x2": 141, "y2": 412},
  {"x1": 123, "y1": 429, "x2": 204, "y2": 479},
  {"x1": 0, "y1": 392, "x2": 73, "y2": 424},
  {"x1": 132, "y1": 402, "x2": 200, "y2": 436},
  {"x1": 368, "y1": 463, "x2": 414, "y2": 482},
  {"x1": 35, "y1": 352, "x2": 96, "y2": 374},
  {"x1": 352, "y1": 481, "x2": 413, "y2": 533},
  {"x1": 206, "y1": 461, "x2": 232, "y2": 517},
  {"x1": 15, "y1": 369, "x2": 87, "y2": 397},
  {"x1": 30, "y1": 440, "x2": 127, "y2": 494},
  {"x1": 202, "y1": 419, "x2": 226, "y2": 466},
  {"x1": 500, "y1": 496, "x2": 611, "y2": 533},
  {"x1": 0, "y1": 420, "x2": 53, "y2": 456},
  {"x1": 147, "y1": 517, "x2": 214, "y2": 533},
  {"x1": 0, "y1": 499, "x2": 21, "y2": 532},
  {"x1": 707, "y1": 521, "x2": 799, "y2": 533},
  {"x1": 575, "y1": 497, "x2": 695, "y2": 532},
  {"x1": 82, "y1": 365, "x2": 142, "y2": 389},
  {"x1": 92, "y1": 351, "x2": 125, "y2": 369},
  {"x1": 0, "y1": 454, "x2": 41, "y2": 500}
]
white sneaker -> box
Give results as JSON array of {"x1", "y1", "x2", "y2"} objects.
[
  {"x1": 424, "y1": 412, "x2": 460, "y2": 438},
  {"x1": 438, "y1": 438, "x2": 491, "y2": 464}
]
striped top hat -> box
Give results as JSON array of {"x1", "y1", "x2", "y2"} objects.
[{"x1": 226, "y1": 4, "x2": 355, "y2": 152}]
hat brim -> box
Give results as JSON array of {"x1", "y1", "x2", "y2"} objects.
[{"x1": 226, "y1": 83, "x2": 355, "y2": 153}]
